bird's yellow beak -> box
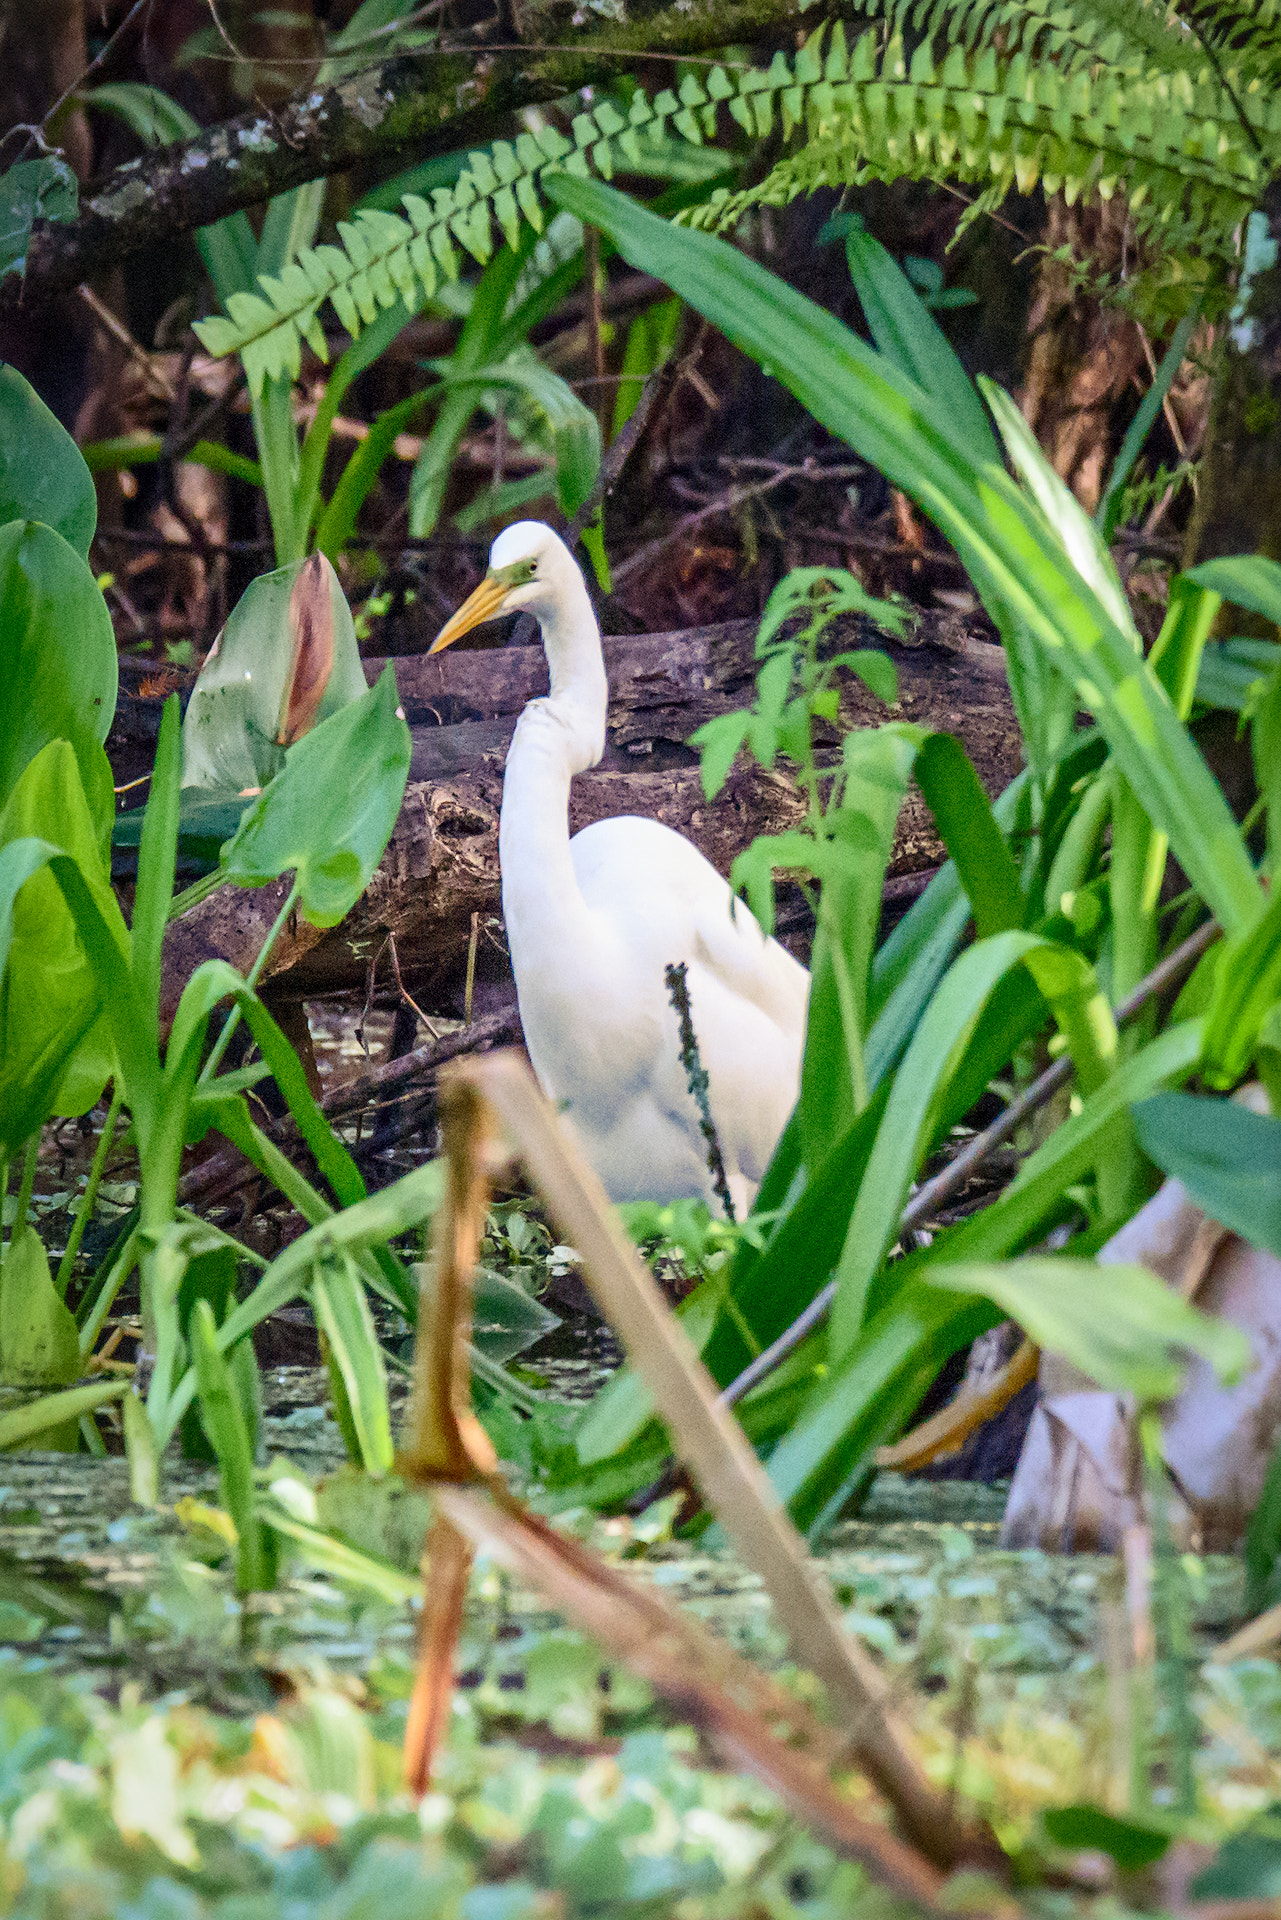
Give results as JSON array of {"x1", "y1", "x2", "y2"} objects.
[{"x1": 430, "y1": 572, "x2": 511, "y2": 653}]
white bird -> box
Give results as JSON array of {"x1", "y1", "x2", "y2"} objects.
[{"x1": 432, "y1": 522, "x2": 809, "y2": 1217}]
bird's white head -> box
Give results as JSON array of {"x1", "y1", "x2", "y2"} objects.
[{"x1": 430, "y1": 521, "x2": 582, "y2": 653}]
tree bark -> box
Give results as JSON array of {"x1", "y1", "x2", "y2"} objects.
[
  {"x1": 4, "y1": 0, "x2": 809, "y2": 312},
  {"x1": 1185, "y1": 178, "x2": 1281, "y2": 591}
]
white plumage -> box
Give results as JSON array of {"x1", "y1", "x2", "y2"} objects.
[{"x1": 433, "y1": 522, "x2": 809, "y2": 1215}]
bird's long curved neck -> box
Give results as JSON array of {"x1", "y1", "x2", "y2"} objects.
[{"x1": 499, "y1": 576, "x2": 607, "y2": 944}]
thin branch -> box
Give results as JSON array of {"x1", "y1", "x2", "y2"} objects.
[{"x1": 2, "y1": 0, "x2": 813, "y2": 311}]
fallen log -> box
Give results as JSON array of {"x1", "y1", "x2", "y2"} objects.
[{"x1": 154, "y1": 607, "x2": 1021, "y2": 1021}]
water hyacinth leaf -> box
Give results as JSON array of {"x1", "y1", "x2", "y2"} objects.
[
  {"x1": 0, "y1": 520, "x2": 117, "y2": 822},
  {"x1": 1132, "y1": 1093, "x2": 1281, "y2": 1258},
  {"x1": 0, "y1": 1227, "x2": 81, "y2": 1389},
  {"x1": 473, "y1": 1267, "x2": 561, "y2": 1362},
  {"x1": 218, "y1": 666, "x2": 411, "y2": 927},
  {"x1": 547, "y1": 176, "x2": 1259, "y2": 938},
  {"x1": 181, "y1": 552, "x2": 369, "y2": 794},
  {"x1": 0, "y1": 363, "x2": 96, "y2": 555}
]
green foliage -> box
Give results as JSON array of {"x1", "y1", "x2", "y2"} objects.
[
  {"x1": 218, "y1": 668, "x2": 410, "y2": 928},
  {"x1": 491, "y1": 186, "x2": 1275, "y2": 1534},
  {"x1": 180, "y1": 553, "x2": 369, "y2": 795},
  {"x1": 194, "y1": 0, "x2": 1279, "y2": 402},
  {"x1": 0, "y1": 365, "x2": 97, "y2": 557},
  {"x1": 0, "y1": 154, "x2": 76, "y2": 279}
]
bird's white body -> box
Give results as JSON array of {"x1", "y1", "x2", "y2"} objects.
[{"x1": 440, "y1": 523, "x2": 810, "y2": 1214}]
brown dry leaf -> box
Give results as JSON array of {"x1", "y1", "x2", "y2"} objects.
[
  {"x1": 276, "y1": 553, "x2": 335, "y2": 746},
  {"x1": 403, "y1": 1513, "x2": 474, "y2": 1796},
  {"x1": 414, "y1": 1052, "x2": 1004, "y2": 1880},
  {"x1": 436, "y1": 1480, "x2": 949, "y2": 1907}
]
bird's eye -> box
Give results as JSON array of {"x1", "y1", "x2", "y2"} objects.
[{"x1": 528, "y1": 561, "x2": 538, "y2": 574}]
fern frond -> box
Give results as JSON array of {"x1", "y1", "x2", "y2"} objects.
[
  {"x1": 682, "y1": 20, "x2": 1272, "y2": 266},
  {"x1": 195, "y1": 4, "x2": 1281, "y2": 392},
  {"x1": 193, "y1": 88, "x2": 707, "y2": 392}
]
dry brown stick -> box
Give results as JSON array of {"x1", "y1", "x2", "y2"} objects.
[
  {"x1": 437, "y1": 1481, "x2": 952, "y2": 1907},
  {"x1": 455, "y1": 1050, "x2": 1006, "y2": 1877},
  {"x1": 720, "y1": 915, "x2": 1222, "y2": 1412}
]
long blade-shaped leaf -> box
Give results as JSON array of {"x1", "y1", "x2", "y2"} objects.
[{"x1": 547, "y1": 177, "x2": 1260, "y2": 938}]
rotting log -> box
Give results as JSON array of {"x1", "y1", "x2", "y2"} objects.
[{"x1": 154, "y1": 608, "x2": 1021, "y2": 1023}]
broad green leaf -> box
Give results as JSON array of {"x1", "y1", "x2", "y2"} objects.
[
  {"x1": 0, "y1": 745, "x2": 129, "y2": 1134},
  {"x1": 0, "y1": 364, "x2": 96, "y2": 555},
  {"x1": 981, "y1": 379, "x2": 1138, "y2": 643},
  {"x1": 1187, "y1": 554, "x2": 1281, "y2": 628},
  {"x1": 1042, "y1": 1805, "x2": 1172, "y2": 1870},
  {"x1": 612, "y1": 294, "x2": 683, "y2": 438},
  {"x1": 831, "y1": 929, "x2": 1052, "y2": 1352},
  {"x1": 547, "y1": 176, "x2": 1259, "y2": 938},
  {"x1": 1202, "y1": 888, "x2": 1281, "y2": 1086},
  {"x1": 218, "y1": 666, "x2": 410, "y2": 927},
  {"x1": 765, "y1": 1277, "x2": 994, "y2": 1533},
  {"x1": 1193, "y1": 1821, "x2": 1281, "y2": 1901},
  {"x1": 130, "y1": 698, "x2": 183, "y2": 1070},
  {"x1": 0, "y1": 520, "x2": 117, "y2": 821},
  {"x1": 0, "y1": 157, "x2": 77, "y2": 283},
  {"x1": 801, "y1": 723, "x2": 922, "y2": 1159},
  {"x1": 0, "y1": 1226, "x2": 80, "y2": 1389},
  {"x1": 1132, "y1": 1092, "x2": 1281, "y2": 1257},
  {"x1": 1149, "y1": 573, "x2": 1222, "y2": 720},
  {"x1": 181, "y1": 552, "x2": 369, "y2": 794},
  {"x1": 473, "y1": 1266, "x2": 561, "y2": 1362},
  {"x1": 929, "y1": 1256, "x2": 1249, "y2": 1397},
  {"x1": 441, "y1": 350, "x2": 602, "y2": 521},
  {"x1": 161, "y1": 1157, "x2": 443, "y2": 1443},
  {"x1": 844, "y1": 225, "x2": 999, "y2": 470}
]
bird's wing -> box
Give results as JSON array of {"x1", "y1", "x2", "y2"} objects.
[{"x1": 570, "y1": 815, "x2": 810, "y2": 1033}]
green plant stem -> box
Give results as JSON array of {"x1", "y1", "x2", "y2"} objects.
[
  {"x1": 55, "y1": 1089, "x2": 123, "y2": 1299},
  {"x1": 199, "y1": 875, "x2": 302, "y2": 1083},
  {"x1": 10, "y1": 1134, "x2": 39, "y2": 1253},
  {"x1": 821, "y1": 893, "x2": 869, "y2": 1116},
  {"x1": 169, "y1": 868, "x2": 230, "y2": 921},
  {"x1": 77, "y1": 1225, "x2": 140, "y2": 1355}
]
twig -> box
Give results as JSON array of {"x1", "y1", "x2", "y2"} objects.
[
  {"x1": 77, "y1": 285, "x2": 176, "y2": 401},
  {"x1": 665, "y1": 961, "x2": 736, "y2": 1223},
  {"x1": 565, "y1": 327, "x2": 703, "y2": 547},
  {"x1": 720, "y1": 916, "x2": 1221, "y2": 1410}
]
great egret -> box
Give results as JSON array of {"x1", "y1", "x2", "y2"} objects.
[{"x1": 432, "y1": 522, "x2": 809, "y2": 1216}]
